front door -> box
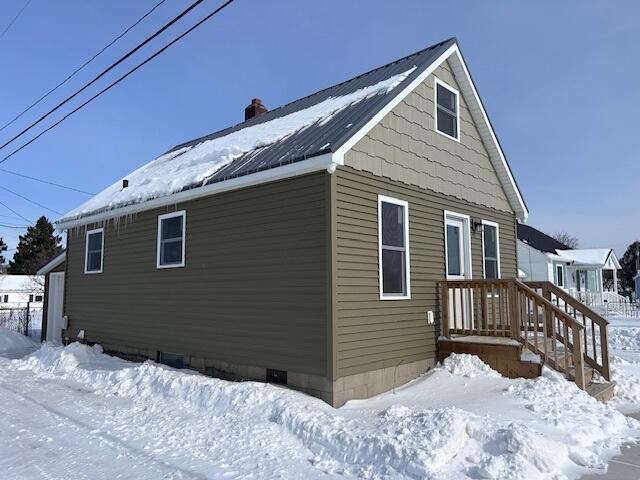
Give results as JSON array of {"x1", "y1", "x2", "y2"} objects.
[
  {"x1": 46, "y1": 273, "x2": 65, "y2": 344},
  {"x1": 445, "y1": 213, "x2": 472, "y2": 330}
]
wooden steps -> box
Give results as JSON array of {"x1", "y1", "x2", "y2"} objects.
[{"x1": 586, "y1": 381, "x2": 616, "y2": 402}]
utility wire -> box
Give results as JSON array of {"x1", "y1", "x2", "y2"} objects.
[
  {"x1": 0, "y1": 223, "x2": 28, "y2": 229},
  {"x1": 0, "y1": 0, "x2": 208, "y2": 152},
  {"x1": 0, "y1": 167, "x2": 93, "y2": 194},
  {"x1": 0, "y1": 200, "x2": 31, "y2": 223},
  {"x1": 1, "y1": 0, "x2": 236, "y2": 163},
  {"x1": 0, "y1": 0, "x2": 32, "y2": 40},
  {"x1": 0, "y1": 0, "x2": 167, "y2": 133},
  {"x1": 0, "y1": 185, "x2": 63, "y2": 215}
]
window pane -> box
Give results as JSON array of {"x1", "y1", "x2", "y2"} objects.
[
  {"x1": 161, "y1": 239, "x2": 183, "y2": 265},
  {"x1": 161, "y1": 216, "x2": 183, "y2": 240},
  {"x1": 485, "y1": 259, "x2": 498, "y2": 280},
  {"x1": 557, "y1": 266, "x2": 564, "y2": 286},
  {"x1": 483, "y1": 225, "x2": 497, "y2": 258},
  {"x1": 437, "y1": 84, "x2": 456, "y2": 111},
  {"x1": 87, "y1": 251, "x2": 102, "y2": 271},
  {"x1": 447, "y1": 224, "x2": 461, "y2": 276},
  {"x1": 381, "y1": 202, "x2": 404, "y2": 247},
  {"x1": 88, "y1": 231, "x2": 102, "y2": 251},
  {"x1": 437, "y1": 109, "x2": 457, "y2": 138},
  {"x1": 382, "y1": 249, "x2": 405, "y2": 294}
]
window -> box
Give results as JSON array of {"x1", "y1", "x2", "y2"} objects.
[
  {"x1": 0, "y1": 294, "x2": 7, "y2": 303},
  {"x1": 157, "y1": 211, "x2": 186, "y2": 268},
  {"x1": 378, "y1": 195, "x2": 410, "y2": 299},
  {"x1": 556, "y1": 264, "x2": 565, "y2": 287},
  {"x1": 482, "y1": 221, "x2": 501, "y2": 279},
  {"x1": 35, "y1": 295, "x2": 43, "y2": 302},
  {"x1": 445, "y1": 212, "x2": 471, "y2": 278},
  {"x1": 84, "y1": 228, "x2": 104, "y2": 273},
  {"x1": 435, "y1": 78, "x2": 460, "y2": 141},
  {"x1": 29, "y1": 294, "x2": 34, "y2": 302}
]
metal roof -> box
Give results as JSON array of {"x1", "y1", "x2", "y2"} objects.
[
  {"x1": 517, "y1": 223, "x2": 569, "y2": 253},
  {"x1": 168, "y1": 38, "x2": 457, "y2": 190}
]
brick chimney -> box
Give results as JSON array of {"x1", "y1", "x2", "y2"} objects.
[{"x1": 244, "y1": 98, "x2": 267, "y2": 120}]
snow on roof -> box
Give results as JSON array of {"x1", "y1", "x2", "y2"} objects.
[
  {"x1": 58, "y1": 67, "x2": 416, "y2": 224},
  {"x1": 0, "y1": 275, "x2": 43, "y2": 292},
  {"x1": 556, "y1": 248, "x2": 615, "y2": 266}
]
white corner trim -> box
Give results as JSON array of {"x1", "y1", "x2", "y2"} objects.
[
  {"x1": 378, "y1": 194, "x2": 411, "y2": 300},
  {"x1": 433, "y1": 76, "x2": 461, "y2": 142},
  {"x1": 444, "y1": 210, "x2": 473, "y2": 280},
  {"x1": 57, "y1": 153, "x2": 337, "y2": 230},
  {"x1": 481, "y1": 219, "x2": 501, "y2": 279},
  {"x1": 156, "y1": 210, "x2": 186, "y2": 269},
  {"x1": 84, "y1": 227, "x2": 104, "y2": 274}
]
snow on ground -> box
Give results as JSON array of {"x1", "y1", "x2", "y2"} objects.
[
  {"x1": 60, "y1": 67, "x2": 415, "y2": 223},
  {"x1": 1, "y1": 340, "x2": 637, "y2": 480},
  {"x1": 603, "y1": 315, "x2": 640, "y2": 413},
  {"x1": 0, "y1": 326, "x2": 37, "y2": 357}
]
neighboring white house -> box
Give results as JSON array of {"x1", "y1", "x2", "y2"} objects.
[
  {"x1": 517, "y1": 224, "x2": 625, "y2": 308},
  {"x1": 0, "y1": 275, "x2": 45, "y2": 307}
]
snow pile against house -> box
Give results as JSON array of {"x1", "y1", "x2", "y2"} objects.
[
  {"x1": 10, "y1": 345, "x2": 638, "y2": 479},
  {"x1": 58, "y1": 68, "x2": 416, "y2": 224}
]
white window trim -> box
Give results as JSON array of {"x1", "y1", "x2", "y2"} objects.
[
  {"x1": 481, "y1": 220, "x2": 501, "y2": 279},
  {"x1": 444, "y1": 211, "x2": 472, "y2": 279},
  {"x1": 555, "y1": 263, "x2": 565, "y2": 287},
  {"x1": 156, "y1": 210, "x2": 186, "y2": 269},
  {"x1": 84, "y1": 227, "x2": 104, "y2": 274},
  {"x1": 378, "y1": 195, "x2": 411, "y2": 300},
  {"x1": 434, "y1": 77, "x2": 461, "y2": 142}
]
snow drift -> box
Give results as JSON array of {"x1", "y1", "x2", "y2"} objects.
[
  {"x1": 10, "y1": 344, "x2": 637, "y2": 479},
  {"x1": 0, "y1": 326, "x2": 36, "y2": 354}
]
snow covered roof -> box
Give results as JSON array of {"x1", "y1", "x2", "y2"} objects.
[
  {"x1": 556, "y1": 249, "x2": 621, "y2": 269},
  {"x1": 57, "y1": 38, "x2": 528, "y2": 228},
  {"x1": 0, "y1": 275, "x2": 43, "y2": 292}
]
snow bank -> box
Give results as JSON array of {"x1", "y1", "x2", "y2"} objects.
[
  {"x1": 60, "y1": 67, "x2": 416, "y2": 223},
  {"x1": 12, "y1": 345, "x2": 638, "y2": 479},
  {"x1": 0, "y1": 326, "x2": 36, "y2": 353}
]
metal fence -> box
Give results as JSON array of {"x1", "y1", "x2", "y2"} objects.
[{"x1": 0, "y1": 305, "x2": 43, "y2": 340}]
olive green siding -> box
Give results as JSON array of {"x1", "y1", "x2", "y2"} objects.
[
  {"x1": 64, "y1": 173, "x2": 328, "y2": 376},
  {"x1": 334, "y1": 166, "x2": 517, "y2": 378},
  {"x1": 344, "y1": 60, "x2": 512, "y2": 213}
]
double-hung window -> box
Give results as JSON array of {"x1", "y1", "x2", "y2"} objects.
[
  {"x1": 556, "y1": 264, "x2": 565, "y2": 287},
  {"x1": 482, "y1": 220, "x2": 500, "y2": 279},
  {"x1": 157, "y1": 211, "x2": 186, "y2": 268},
  {"x1": 435, "y1": 78, "x2": 460, "y2": 141},
  {"x1": 84, "y1": 228, "x2": 104, "y2": 274},
  {"x1": 378, "y1": 195, "x2": 410, "y2": 299}
]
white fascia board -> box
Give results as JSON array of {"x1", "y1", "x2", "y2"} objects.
[
  {"x1": 57, "y1": 153, "x2": 336, "y2": 230},
  {"x1": 334, "y1": 43, "x2": 528, "y2": 221},
  {"x1": 36, "y1": 251, "x2": 66, "y2": 275}
]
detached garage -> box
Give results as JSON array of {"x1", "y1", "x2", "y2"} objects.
[{"x1": 37, "y1": 251, "x2": 66, "y2": 344}]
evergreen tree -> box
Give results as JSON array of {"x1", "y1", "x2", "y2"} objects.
[
  {"x1": 8, "y1": 216, "x2": 62, "y2": 274},
  {"x1": 620, "y1": 241, "x2": 640, "y2": 295},
  {"x1": 0, "y1": 237, "x2": 7, "y2": 264}
]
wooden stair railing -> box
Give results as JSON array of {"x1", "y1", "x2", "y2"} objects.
[{"x1": 439, "y1": 279, "x2": 611, "y2": 389}]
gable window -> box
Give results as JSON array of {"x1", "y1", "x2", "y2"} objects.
[
  {"x1": 556, "y1": 264, "x2": 565, "y2": 287},
  {"x1": 157, "y1": 211, "x2": 186, "y2": 268},
  {"x1": 84, "y1": 228, "x2": 104, "y2": 274},
  {"x1": 378, "y1": 195, "x2": 410, "y2": 299},
  {"x1": 482, "y1": 220, "x2": 500, "y2": 279},
  {"x1": 435, "y1": 78, "x2": 460, "y2": 141}
]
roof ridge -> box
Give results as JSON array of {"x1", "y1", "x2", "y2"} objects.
[{"x1": 167, "y1": 37, "x2": 456, "y2": 154}]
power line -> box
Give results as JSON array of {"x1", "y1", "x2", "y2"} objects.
[
  {"x1": 0, "y1": 0, "x2": 32, "y2": 41},
  {"x1": 0, "y1": 167, "x2": 93, "y2": 195},
  {"x1": 1, "y1": 0, "x2": 236, "y2": 163},
  {"x1": 0, "y1": 223, "x2": 28, "y2": 229},
  {"x1": 0, "y1": 0, "x2": 167, "y2": 134},
  {"x1": 0, "y1": 200, "x2": 31, "y2": 223},
  {"x1": 0, "y1": 0, "x2": 208, "y2": 153},
  {"x1": 0, "y1": 185, "x2": 63, "y2": 215}
]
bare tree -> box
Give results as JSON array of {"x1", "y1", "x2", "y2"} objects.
[{"x1": 552, "y1": 231, "x2": 579, "y2": 249}]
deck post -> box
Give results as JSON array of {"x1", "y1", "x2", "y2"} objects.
[
  {"x1": 508, "y1": 281, "x2": 520, "y2": 339},
  {"x1": 440, "y1": 282, "x2": 450, "y2": 338},
  {"x1": 572, "y1": 325, "x2": 586, "y2": 390}
]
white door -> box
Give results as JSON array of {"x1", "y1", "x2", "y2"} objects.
[
  {"x1": 46, "y1": 272, "x2": 65, "y2": 344},
  {"x1": 445, "y1": 214, "x2": 472, "y2": 330}
]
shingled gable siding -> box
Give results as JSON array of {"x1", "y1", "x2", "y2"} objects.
[
  {"x1": 344, "y1": 60, "x2": 512, "y2": 214},
  {"x1": 334, "y1": 167, "x2": 517, "y2": 379},
  {"x1": 64, "y1": 172, "x2": 328, "y2": 376}
]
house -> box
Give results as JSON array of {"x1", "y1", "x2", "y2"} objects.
[
  {"x1": 517, "y1": 223, "x2": 624, "y2": 307},
  {"x1": 52, "y1": 38, "x2": 612, "y2": 405},
  {"x1": 37, "y1": 251, "x2": 66, "y2": 343},
  {"x1": 0, "y1": 275, "x2": 44, "y2": 306}
]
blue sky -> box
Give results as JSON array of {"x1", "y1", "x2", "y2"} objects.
[{"x1": 0, "y1": 0, "x2": 638, "y2": 257}]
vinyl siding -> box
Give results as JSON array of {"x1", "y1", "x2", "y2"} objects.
[
  {"x1": 334, "y1": 166, "x2": 517, "y2": 378},
  {"x1": 64, "y1": 173, "x2": 328, "y2": 376},
  {"x1": 345, "y1": 60, "x2": 512, "y2": 213}
]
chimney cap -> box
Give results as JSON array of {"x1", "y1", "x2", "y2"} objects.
[{"x1": 245, "y1": 98, "x2": 268, "y2": 120}]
